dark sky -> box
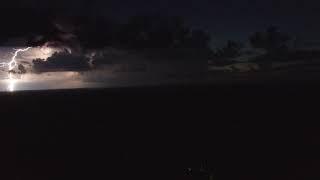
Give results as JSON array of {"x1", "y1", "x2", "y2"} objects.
[
  {"x1": 116, "y1": 0, "x2": 320, "y2": 45},
  {"x1": 60, "y1": 0, "x2": 320, "y2": 45},
  {"x1": 4, "y1": 0, "x2": 320, "y2": 46}
]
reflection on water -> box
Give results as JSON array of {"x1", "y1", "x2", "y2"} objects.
[
  {"x1": 0, "y1": 72, "x2": 105, "y2": 92},
  {"x1": 7, "y1": 73, "x2": 16, "y2": 92},
  {"x1": 0, "y1": 67, "x2": 205, "y2": 92}
]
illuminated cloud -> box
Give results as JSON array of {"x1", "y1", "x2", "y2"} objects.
[{"x1": 32, "y1": 51, "x2": 90, "y2": 72}]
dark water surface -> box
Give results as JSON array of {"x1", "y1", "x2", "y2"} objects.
[{"x1": 1, "y1": 84, "x2": 320, "y2": 180}]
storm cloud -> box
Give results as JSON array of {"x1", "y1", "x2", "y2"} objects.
[
  {"x1": 32, "y1": 51, "x2": 90, "y2": 72},
  {"x1": 0, "y1": 1, "x2": 213, "y2": 74}
]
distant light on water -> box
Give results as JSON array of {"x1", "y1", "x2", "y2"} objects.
[
  {"x1": 6, "y1": 73, "x2": 17, "y2": 92},
  {"x1": 0, "y1": 71, "x2": 105, "y2": 92}
]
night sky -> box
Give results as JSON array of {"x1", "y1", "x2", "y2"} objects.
[
  {"x1": 102, "y1": 0, "x2": 320, "y2": 43},
  {"x1": 1, "y1": 0, "x2": 320, "y2": 46},
  {"x1": 2, "y1": 2, "x2": 320, "y2": 179},
  {"x1": 11, "y1": 0, "x2": 320, "y2": 45}
]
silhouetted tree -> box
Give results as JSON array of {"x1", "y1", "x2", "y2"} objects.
[{"x1": 250, "y1": 26, "x2": 290, "y2": 54}]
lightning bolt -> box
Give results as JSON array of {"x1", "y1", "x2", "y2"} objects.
[
  {"x1": 9, "y1": 47, "x2": 32, "y2": 71},
  {"x1": 0, "y1": 47, "x2": 32, "y2": 71},
  {"x1": 0, "y1": 47, "x2": 32, "y2": 92}
]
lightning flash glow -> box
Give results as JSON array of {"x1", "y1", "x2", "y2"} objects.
[
  {"x1": 7, "y1": 73, "x2": 16, "y2": 92},
  {"x1": 10, "y1": 47, "x2": 32, "y2": 71},
  {"x1": 0, "y1": 47, "x2": 32, "y2": 71},
  {"x1": 0, "y1": 47, "x2": 32, "y2": 92}
]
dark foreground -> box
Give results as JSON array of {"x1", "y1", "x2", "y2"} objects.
[{"x1": 1, "y1": 83, "x2": 320, "y2": 180}]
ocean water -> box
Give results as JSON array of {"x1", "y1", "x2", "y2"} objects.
[{"x1": 0, "y1": 68, "x2": 207, "y2": 92}]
